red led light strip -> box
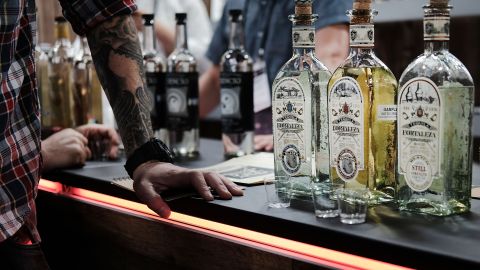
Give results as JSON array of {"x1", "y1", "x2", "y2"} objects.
[{"x1": 38, "y1": 179, "x2": 412, "y2": 270}]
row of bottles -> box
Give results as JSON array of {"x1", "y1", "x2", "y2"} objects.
[
  {"x1": 38, "y1": 16, "x2": 105, "y2": 134},
  {"x1": 272, "y1": 0, "x2": 474, "y2": 216},
  {"x1": 142, "y1": 11, "x2": 255, "y2": 159}
]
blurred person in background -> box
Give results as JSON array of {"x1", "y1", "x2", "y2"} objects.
[{"x1": 200, "y1": 0, "x2": 352, "y2": 151}]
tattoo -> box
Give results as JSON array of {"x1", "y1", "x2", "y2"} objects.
[{"x1": 87, "y1": 15, "x2": 153, "y2": 157}]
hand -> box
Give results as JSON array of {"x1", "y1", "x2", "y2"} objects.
[
  {"x1": 254, "y1": 134, "x2": 274, "y2": 152},
  {"x1": 75, "y1": 124, "x2": 121, "y2": 160},
  {"x1": 41, "y1": 128, "x2": 91, "y2": 172},
  {"x1": 133, "y1": 162, "x2": 244, "y2": 218}
]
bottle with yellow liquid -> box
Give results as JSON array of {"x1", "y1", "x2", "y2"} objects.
[
  {"x1": 49, "y1": 16, "x2": 75, "y2": 128},
  {"x1": 73, "y1": 37, "x2": 103, "y2": 125},
  {"x1": 328, "y1": 0, "x2": 398, "y2": 204}
]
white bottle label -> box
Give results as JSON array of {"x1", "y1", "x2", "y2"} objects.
[
  {"x1": 273, "y1": 77, "x2": 309, "y2": 176},
  {"x1": 424, "y1": 16, "x2": 450, "y2": 41},
  {"x1": 377, "y1": 105, "x2": 397, "y2": 121},
  {"x1": 329, "y1": 77, "x2": 365, "y2": 182},
  {"x1": 398, "y1": 78, "x2": 441, "y2": 192},
  {"x1": 350, "y1": 24, "x2": 374, "y2": 47},
  {"x1": 292, "y1": 26, "x2": 315, "y2": 48}
]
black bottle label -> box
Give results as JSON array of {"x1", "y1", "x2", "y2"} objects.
[
  {"x1": 146, "y1": 72, "x2": 167, "y2": 130},
  {"x1": 220, "y1": 72, "x2": 254, "y2": 133},
  {"x1": 165, "y1": 72, "x2": 199, "y2": 130}
]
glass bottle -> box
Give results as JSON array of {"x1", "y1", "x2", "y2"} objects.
[
  {"x1": 166, "y1": 13, "x2": 199, "y2": 159},
  {"x1": 142, "y1": 14, "x2": 169, "y2": 145},
  {"x1": 220, "y1": 9, "x2": 254, "y2": 159},
  {"x1": 36, "y1": 43, "x2": 53, "y2": 133},
  {"x1": 49, "y1": 16, "x2": 75, "y2": 128},
  {"x1": 397, "y1": 0, "x2": 474, "y2": 216},
  {"x1": 272, "y1": 0, "x2": 331, "y2": 199},
  {"x1": 73, "y1": 37, "x2": 103, "y2": 125},
  {"x1": 328, "y1": 0, "x2": 398, "y2": 204}
]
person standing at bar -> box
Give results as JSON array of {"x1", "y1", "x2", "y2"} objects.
[
  {"x1": 200, "y1": 0, "x2": 352, "y2": 151},
  {"x1": 0, "y1": 1, "x2": 243, "y2": 269}
]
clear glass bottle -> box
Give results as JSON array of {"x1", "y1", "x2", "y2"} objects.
[
  {"x1": 220, "y1": 9, "x2": 254, "y2": 159},
  {"x1": 166, "y1": 13, "x2": 199, "y2": 159},
  {"x1": 36, "y1": 43, "x2": 53, "y2": 132},
  {"x1": 49, "y1": 16, "x2": 75, "y2": 128},
  {"x1": 272, "y1": 0, "x2": 331, "y2": 199},
  {"x1": 142, "y1": 14, "x2": 169, "y2": 145},
  {"x1": 397, "y1": 0, "x2": 474, "y2": 216},
  {"x1": 73, "y1": 37, "x2": 103, "y2": 125},
  {"x1": 328, "y1": 0, "x2": 398, "y2": 204}
]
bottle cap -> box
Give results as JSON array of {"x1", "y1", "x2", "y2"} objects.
[
  {"x1": 175, "y1": 13, "x2": 187, "y2": 24},
  {"x1": 353, "y1": 0, "x2": 372, "y2": 10},
  {"x1": 295, "y1": 0, "x2": 313, "y2": 16},
  {"x1": 54, "y1": 16, "x2": 67, "y2": 23},
  {"x1": 142, "y1": 14, "x2": 154, "y2": 25}
]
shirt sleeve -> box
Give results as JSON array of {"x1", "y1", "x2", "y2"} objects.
[
  {"x1": 58, "y1": 0, "x2": 137, "y2": 36},
  {"x1": 314, "y1": 0, "x2": 352, "y2": 30},
  {"x1": 205, "y1": 2, "x2": 230, "y2": 65}
]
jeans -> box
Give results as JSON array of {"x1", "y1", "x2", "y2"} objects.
[{"x1": 0, "y1": 225, "x2": 51, "y2": 270}]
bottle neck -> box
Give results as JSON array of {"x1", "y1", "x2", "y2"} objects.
[
  {"x1": 54, "y1": 23, "x2": 71, "y2": 43},
  {"x1": 143, "y1": 24, "x2": 156, "y2": 54},
  {"x1": 291, "y1": 18, "x2": 316, "y2": 56},
  {"x1": 228, "y1": 20, "x2": 245, "y2": 50},
  {"x1": 348, "y1": 10, "x2": 376, "y2": 51},
  {"x1": 175, "y1": 23, "x2": 188, "y2": 50},
  {"x1": 423, "y1": 6, "x2": 451, "y2": 53}
]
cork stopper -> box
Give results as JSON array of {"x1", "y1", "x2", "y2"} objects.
[
  {"x1": 295, "y1": 0, "x2": 313, "y2": 16},
  {"x1": 429, "y1": 0, "x2": 449, "y2": 7},
  {"x1": 353, "y1": 0, "x2": 372, "y2": 10}
]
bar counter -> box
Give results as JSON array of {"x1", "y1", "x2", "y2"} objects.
[{"x1": 38, "y1": 139, "x2": 480, "y2": 270}]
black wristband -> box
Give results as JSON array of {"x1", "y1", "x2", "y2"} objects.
[{"x1": 124, "y1": 138, "x2": 175, "y2": 178}]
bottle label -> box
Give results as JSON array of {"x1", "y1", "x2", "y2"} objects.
[
  {"x1": 398, "y1": 78, "x2": 441, "y2": 192},
  {"x1": 292, "y1": 26, "x2": 315, "y2": 48},
  {"x1": 165, "y1": 72, "x2": 199, "y2": 130},
  {"x1": 329, "y1": 77, "x2": 365, "y2": 182},
  {"x1": 350, "y1": 24, "x2": 374, "y2": 47},
  {"x1": 273, "y1": 77, "x2": 309, "y2": 176},
  {"x1": 146, "y1": 72, "x2": 167, "y2": 130},
  {"x1": 424, "y1": 16, "x2": 450, "y2": 41},
  {"x1": 376, "y1": 105, "x2": 397, "y2": 121},
  {"x1": 220, "y1": 72, "x2": 254, "y2": 133}
]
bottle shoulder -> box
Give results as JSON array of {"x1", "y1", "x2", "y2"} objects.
[
  {"x1": 220, "y1": 49, "x2": 253, "y2": 72},
  {"x1": 399, "y1": 51, "x2": 474, "y2": 87},
  {"x1": 167, "y1": 49, "x2": 197, "y2": 72}
]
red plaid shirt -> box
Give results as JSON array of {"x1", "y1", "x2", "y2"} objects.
[{"x1": 0, "y1": 0, "x2": 136, "y2": 243}]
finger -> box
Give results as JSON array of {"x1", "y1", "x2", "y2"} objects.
[
  {"x1": 265, "y1": 142, "x2": 274, "y2": 152},
  {"x1": 188, "y1": 171, "x2": 214, "y2": 201},
  {"x1": 84, "y1": 144, "x2": 92, "y2": 160},
  {"x1": 218, "y1": 174, "x2": 244, "y2": 196},
  {"x1": 255, "y1": 139, "x2": 269, "y2": 151},
  {"x1": 204, "y1": 172, "x2": 232, "y2": 200},
  {"x1": 133, "y1": 180, "x2": 171, "y2": 218}
]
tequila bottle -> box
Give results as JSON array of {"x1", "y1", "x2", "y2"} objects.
[
  {"x1": 220, "y1": 9, "x2": 254, "y2": 159},
  {"x1": 49, "y1": 16, "x2": 75, "y2": 128},
  {"x1": 73, "y1": 37, "x2": 103, "y2": 125},
  {"x1": 397, "y1": 0, "x2": 474, "y2": 216},
  {"x1": 328, "y1": 0, "x2": 398, "y2": 204},
  {"x1": 166, "y1": 13, "x2": 199, "y2": 159},
  {"x1": 272, "y1": 0, "x2": 331, "y2": 199},
  {"x1": 142, "y1": 14, "x2": 169, "y2": 145},
  {"x1": 36, "y1": 44, "x2": 53, "y2": 132}
]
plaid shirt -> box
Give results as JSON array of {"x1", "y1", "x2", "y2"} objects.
[{"x1": 0, "y1": 0, "x2": 136, "y2": 243}]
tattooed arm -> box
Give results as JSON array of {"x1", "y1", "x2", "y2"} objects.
[{"x1": 86, "y1": 15, "x2": 243, "y2": 218}]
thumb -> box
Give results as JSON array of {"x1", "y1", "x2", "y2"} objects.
[{"x1": 134, "y1": 181, "x2": 171, "y2": 218}]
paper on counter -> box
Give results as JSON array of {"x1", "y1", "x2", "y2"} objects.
[{"x1": 200, "y1": 152, "x2": 274, "y2": 185}]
